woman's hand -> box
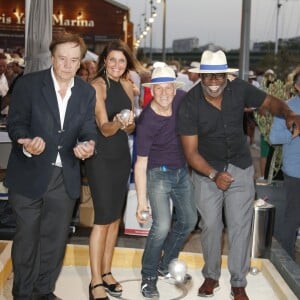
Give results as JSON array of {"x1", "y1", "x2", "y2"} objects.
[{"x1": 115, "y1": 110, "x2": 135, "y2": 130}]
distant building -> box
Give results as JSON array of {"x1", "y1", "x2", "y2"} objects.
[
  {"x1": 252, "y1": 36, "x2": 300, "y2": 52},
  {"x1": 252, "y1": 41, "x2": 273, "y2": 52},
  {"x1": 143, "y1": 47, "x2": 173, "y2": 54},
  {"x1": 198, "y1": 43, "x2": 225, "y2": 52},
  {"x1": 172, "y1": 38, "x2": 199, "y2": 53}
]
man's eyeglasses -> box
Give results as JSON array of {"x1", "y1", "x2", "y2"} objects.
[{"x1": 201, "y1": 73, "x2": 227, "y2": 80}]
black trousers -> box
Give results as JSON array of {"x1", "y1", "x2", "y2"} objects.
[{"x1": 9, "y1": 167, "x2": 76, "y2": 299}]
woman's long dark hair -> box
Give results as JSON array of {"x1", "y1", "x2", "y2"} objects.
[{"x1": 96, "y1": 40, "x2": 136, "y2": 86}]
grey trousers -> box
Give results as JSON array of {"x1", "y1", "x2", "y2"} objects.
[{"x1": 192, "y1": 164, "x2": 255, "y2": 287}]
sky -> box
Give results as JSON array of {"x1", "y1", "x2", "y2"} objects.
[{"x1": 116, "y1": 0, "x2": 300, "y2": 51}]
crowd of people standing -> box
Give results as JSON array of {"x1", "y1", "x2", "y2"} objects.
[{"x1": 0, "y1": 50, "x2": 25, "y2": 117}]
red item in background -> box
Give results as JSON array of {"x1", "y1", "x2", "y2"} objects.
[{"x1": 142, "y1": 87, "x2": 152, "y2": 107}]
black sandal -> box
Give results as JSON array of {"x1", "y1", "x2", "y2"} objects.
[
  {"x1": 102, "y1": 272, "x2": 122, "y2": 297},
  {"x1": 89, "y1": 282, "x2": 109, "y2": 300}
]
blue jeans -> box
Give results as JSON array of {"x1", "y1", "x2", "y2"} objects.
[{"x1": 141, "y1": 166, "x2": 197, "y2": 279}]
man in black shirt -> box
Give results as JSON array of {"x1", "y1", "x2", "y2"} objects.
[{"x1": 178, "y1": 50, "x2": 300, "y2": 300}]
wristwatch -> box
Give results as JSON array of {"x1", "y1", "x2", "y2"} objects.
[{"x1": 208, "y1": 170, "x2": 218, "y2": 181}]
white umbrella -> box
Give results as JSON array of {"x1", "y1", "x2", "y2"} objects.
[{"x1": 24, "y1": 0, "x2": 53, "y2": 74}]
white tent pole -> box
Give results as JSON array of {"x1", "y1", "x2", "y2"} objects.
[{"x1": 25, "y1": 0, "x2": 31, "y2": 58}]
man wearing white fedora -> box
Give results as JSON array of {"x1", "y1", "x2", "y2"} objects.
[
  {"x1": 186, "y1": 61, "x2": 201, "y2": 91},
  {"x1": 178, "y1": 50, "x2": 300, "y2": 300},
  {"x1": 135, "y1": 65, "x2": 197, "y2": 298}
]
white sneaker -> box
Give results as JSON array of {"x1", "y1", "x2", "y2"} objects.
[{"x1": 157, "y1": 269, "x2": 192, "y2": 284}]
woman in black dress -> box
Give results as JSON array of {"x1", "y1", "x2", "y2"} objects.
[{"x1": 85, "y1": 40, "x2": 137, "y2": 300}]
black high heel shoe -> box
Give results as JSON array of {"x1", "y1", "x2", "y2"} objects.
[
  {"x1": 89, "y1": 283, "x2": 109, "y2": 300},
  {"x1": 102, "y1": 272, "x2": 122, "y2": 297}
]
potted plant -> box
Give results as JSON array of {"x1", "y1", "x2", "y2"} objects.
[{"x1": 254, "y1": 79, "x2": 291, "y2": 183}]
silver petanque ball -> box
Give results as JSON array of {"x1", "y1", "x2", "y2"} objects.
[
  {"x1": 141, "y1": 210, "x2": 150, "y2": 220},
  {"x1": 119, "y1": 109, "x2": 131, "y2": 121},
  {"x1": 168, "y1": 259, "x2": 187, "y2": 283},
  {"x1": 249, "y1": 266, "x2": 259, "y2": 275}
]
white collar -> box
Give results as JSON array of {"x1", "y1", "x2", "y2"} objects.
[{"x1": 50, "y1": 67, "x2": 74, "y2": 92}]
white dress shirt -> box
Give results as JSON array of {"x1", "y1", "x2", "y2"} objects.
[{"x1": 51, "y1": 68, "x2": 74, "y2": 167}]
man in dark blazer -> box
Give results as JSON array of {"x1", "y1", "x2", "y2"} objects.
[{"x1": 5, "y1": 32, "x2": 97, "y2": 300}]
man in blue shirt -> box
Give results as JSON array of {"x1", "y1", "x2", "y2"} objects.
[{"x1": 269, "y1": 67, "x2": 300, "y2": 259}]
